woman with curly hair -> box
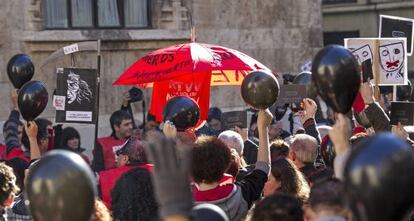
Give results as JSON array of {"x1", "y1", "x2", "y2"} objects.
[
  {"x1": 0, "y1": 163, "x2": 19, "y2": 221},
  {"x1": 111, "y1": 167, "x2": 158, "y2": 221},
  {"x1": 91, "y1": 199, "x2": 112, "y2": 221},
  {"x1": 263, "y1": 158, "x2": 310, "y2": 204}
]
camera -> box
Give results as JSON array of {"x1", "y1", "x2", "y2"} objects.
[{"x1": 129, "y1": 87, "x2": 143, "y2": 103}]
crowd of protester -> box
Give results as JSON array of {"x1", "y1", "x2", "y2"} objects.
[{"x1": 0, "y1": 73, "x2": 413, "y2": 221}]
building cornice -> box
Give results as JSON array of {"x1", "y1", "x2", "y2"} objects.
[
  {"x1": 323, "y1": 1, "x2": 414, "y2": 14},
  {"x1": 21, "y1": 29, "x2": 190, "y2": 42}
]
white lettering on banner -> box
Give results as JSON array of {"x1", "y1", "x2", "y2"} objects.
[
  {"x1": 112, "y1": 144, "x2": 124, "y2": 155},
  {"x1": 166, "y1": 93, "x2": 200, "y2": 103},
  {"x1": 66, "y1": 111, "x2": 92, "y2": 122},
  {"x1": 63, "y1": 44, "x2": 79, "y2": 55},
  {"x1": 166, "y1": 80, "x2": 202, "y2": 102}
]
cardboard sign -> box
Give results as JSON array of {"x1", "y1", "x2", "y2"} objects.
[
  {"x1": 276, "y1": 84, "x2": 306, "y2": 105},
  {"x1": 345, "y1": 38, "x2": 408, "y2": 85},
  {"x1": 221, "y1": 111, "x2": 248, "y2": 129},
  {"x1": 55, "y1": 68, "x2": 97, "y2": 124},
  {"x1": 390, "y1": 102, "x2": 414, "y2": 125},
  {"x1": 380, "y1": 15, "x2": 414, "y2": 56},
  {"x1": 63, "y1": 43, "x2": 79, "y2": 55}
]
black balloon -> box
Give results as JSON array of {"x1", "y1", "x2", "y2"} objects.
[
  {"x1": 397, "y1": 79, "x2": 412, "y2": 101},
  {"x1": 293, "y1": 71, "x2": 312, "y2": 84},
  {"x1": 312, "y1": 45, "x2": 360, "y2": 113},
  {"x1": 25, "y1": 150, "x2": 96, "y2": 221},
  {"x1": 241, "y1": 71, "x2": 280, "y2": 109},
  {"x1": 344, "y1": 133, "x2": 414, "y2": 221},
  {"x1": 163, "y1": 96, "x2": 200, "y2": 131},
  {"x1": 7, "y1": 54, "x2": 35, "y2": 89},
  {"x1": 353, "y1": 111, "x2": 372, "y2": 128},
  {"x1": 18, "y1": 81, "x2": 49, "y2": 121},
  {"x1": 293, "y1": 71, "x2": 318, "y2": 99},
  {"x1": 291, "y1": 71, "x2": 318, "y2": 112}
]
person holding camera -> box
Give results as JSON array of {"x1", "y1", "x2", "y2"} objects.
[{"x1": 121, "y1": 88, "x2": 161, "y2": 133}]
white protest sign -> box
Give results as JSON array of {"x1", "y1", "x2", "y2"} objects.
[{"x1": 345, "y1": 38, "x2": 408, "y2": 85}]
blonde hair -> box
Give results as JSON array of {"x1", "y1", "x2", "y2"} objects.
[{"x1": 0, "y1": 163, "x2": 19, "y2": 206}]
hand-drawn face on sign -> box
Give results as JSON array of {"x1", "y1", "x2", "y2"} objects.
[
  {"x1": 67, "y1": 71, "x2": 93, "y2": 104},
  {"x1": 379, "y1": 42, "x2": 404, "y2": 79},
  {"x1": 351, "y1": 44, "x2": 373, "y2": 64}
]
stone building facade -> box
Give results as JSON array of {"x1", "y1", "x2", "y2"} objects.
[{"x1": 0, "y1": 0, "x2": 322, "y2": 154}]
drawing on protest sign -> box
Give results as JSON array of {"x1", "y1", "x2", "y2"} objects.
[
  {"x1": 55, "y1": 68, "x2": 97, "y2": 123},
  {"x1": 380, "y1": 14, "x2": 414, "y2": 56},
  {"x1": 345, "y1": 38, "x2": 408, "y2": 85}
]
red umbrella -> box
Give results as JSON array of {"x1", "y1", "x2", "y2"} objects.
[
  {"x1": 114, "y1": 42, "x2": 274, "y2": 86},
  {"x1": 114, "y1": 42, "x2": 276, "y2": 125}
]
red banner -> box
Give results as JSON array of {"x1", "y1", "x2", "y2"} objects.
[{"x1": 150, "y1": 72, "x2": 212, "y2": 125}]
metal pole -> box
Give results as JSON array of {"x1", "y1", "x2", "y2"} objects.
[
  {"x1": 393, "y1": 85, "x2": 397, "y2": 101},
  {"x1": 94, "y1": 40, "x2": 101, "y2": 149},
  {"x1": 373, "y1": 39, "x2": 380, "y2": 101},
  {"x1": 142, "y1": 99, "x2": 146, "y2": 130}
]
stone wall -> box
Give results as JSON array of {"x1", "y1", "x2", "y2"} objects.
[{"x1": 191, "y1": 0, "x2": 323, "y2": 108}]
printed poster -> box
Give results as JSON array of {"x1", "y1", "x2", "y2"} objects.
[{"x1": 55, "y1": 68, "x2": 97, "y2": 123}]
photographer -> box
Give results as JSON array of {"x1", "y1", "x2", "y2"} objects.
[{"x1": 121, "y1": 88, "x2": 160, "y2": 133}]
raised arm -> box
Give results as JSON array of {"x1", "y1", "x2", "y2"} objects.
[
  {"x1": 329, "y1": 113, "x2": 352, "y2": 180},
  {"x1": 120, "y1": 91, "x2": 137, "y2": 129},
  {"x1": 25, "y1": 121, "x2": 40, "y2": 160},
  {"x1": 299, "y1": 98, "x2": 321, "y2": 144},
  {"x1": 4, "y1": 89, "x2": 22, "y2": 156},
  {"x1": 256, "y1": 109, "x2": 273, "y2": 165},
  {"x1": 360, "y1": 82, "x2": 390, "y2": 132}
]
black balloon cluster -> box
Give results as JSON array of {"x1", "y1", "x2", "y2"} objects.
[{"x1": 6, "y1": 54, "x2": 48, "y2": 121}]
